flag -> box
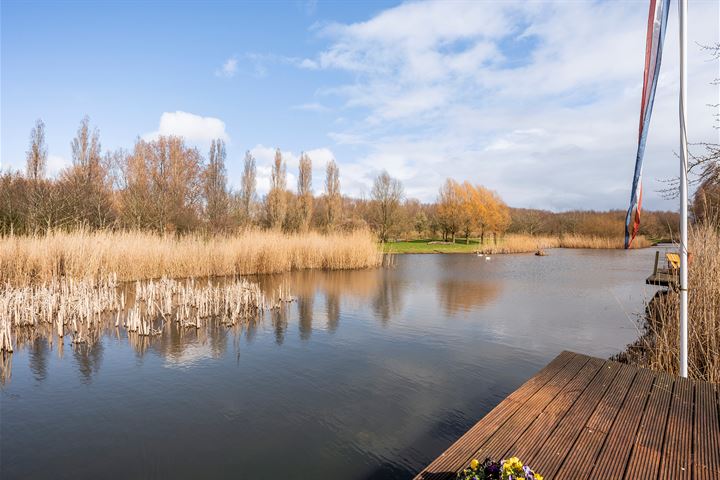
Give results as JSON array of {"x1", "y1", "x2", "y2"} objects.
[{"x1": 625, "y1": 0, "x2": 671, "y2": 249}]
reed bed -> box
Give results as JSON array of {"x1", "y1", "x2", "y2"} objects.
[
  {"x1": 0, "y1": 229, "x2": 382, "y2": 286},
  {"x1": 479, "y1": 233, "x2": 651, "y2": 254},
  {"x1": 617, "y1": 223, "x2": 720, "y2": 383},
  {"x1": 0, "y1": 275, "x2": 286, "y2": 355}
]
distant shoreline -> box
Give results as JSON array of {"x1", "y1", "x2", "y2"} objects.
[{"x1": 382, "y1": 234, "x2": 652, "y2": 254}]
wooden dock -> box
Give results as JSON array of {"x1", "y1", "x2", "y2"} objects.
[{"x1": 415, "y1": 351, "x2": 720, "y2": 480}]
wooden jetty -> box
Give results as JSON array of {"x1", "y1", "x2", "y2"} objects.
[
  {"x1": 415, "y1": 351, "x2": 719, "y2": 480},
  {"x1": 646, "y1": 250, "x2": 679, "y2": 287}
]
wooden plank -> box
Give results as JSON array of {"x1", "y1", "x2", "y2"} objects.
[
  {"x1": 415, "y1": 351, "x2": 720, "y2": 480},
  {"x1": 413, "y1": 351, "x2": 578, "y2": 480},
  {"x1": 588, "y1": 367, "x2": 655, "y2": 479},
  {"x1": 624, "y1": 370, "x2": 674, "y2": 479},
  {"x1": 658, "y1": 375, "x2": 694, "y2": 480},
  {"x1": 693, "y1": 381, "x2": 720, "y2": 480},
  {"x1": 502, "y1": 357, "x2": 607, "y2": 465},
  {"x1": 527, "y1": 360, "x2": 622, "y2": 478},
  {"x1": 467, "y1": 352, "x2": 597, "y2": 462},
  {"x1": 554, "y1": 363, "x2": 637, "y2": 479}
]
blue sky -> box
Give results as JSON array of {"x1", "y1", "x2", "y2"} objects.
[{"x1": 2, "y1": 0, "x2": 718, "y2": 210}]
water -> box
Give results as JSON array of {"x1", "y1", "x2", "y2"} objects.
[{"x1": 0, "y1": 249, "x2": 663, "y2": 479}]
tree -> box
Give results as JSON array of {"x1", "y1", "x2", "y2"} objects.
[
  {"x1": 26, "y1": 119, "x2": 47, "y2": 181},
  {"x1": 324, "y1": 159, "x2": 341, "y2": 230},
  {"x1": 297, "y1": 152, "x2": 313, "y2": 232},
  {"x1": 487, "y1": 190, "x2": 511, "y2": 243},
  {"x1": 203, "y1": 139, "x2": 229, "y2": 231},
  {"x1": 119, "y1": 136, "x2": 203, "y2": 232},
  {"x1": 71, "y1": 115, "x2": 102, "y2": 183},
  {"x1": 436, "y1": 179, "x2": 461, "y2": 242},
  {"x1": 414, "y1": 211, "x2": 428, "y2": 237},
  {"x1": 239, "y1": 151, "x2": 256, "y2": 224},
  {"x1": 266, "y1": 148, "x2": 287, "y2": 229},
  {"x1": 64, "y1": 116, "x2": 114, "y2": 228},
  {"x1": 371, "y1": 171, "x2": 403, "y2": 242}
]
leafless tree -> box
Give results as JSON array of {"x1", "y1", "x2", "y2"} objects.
[
  {"x1": 26, "y1": 119, "x2": 47, "y2": 181},
  {"x1": 266, "y1": 148, "x2": 287, "y2": 229},
  {"x1": 297, "y1": 152, "x2": 313, "y2": 231},
  {"x1": 239, "y1": 151, "x2": 256, "y2": 224},
  {"x1": 371, "y1": 171, "x2": 403, "y2": 241},
  {"x1": 203, "y1": 139, "x2": 229, "y2": 231},
  {"x1": 324, "y1": 159, "x2": 341, "y2": 230}
]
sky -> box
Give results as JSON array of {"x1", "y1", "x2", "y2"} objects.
[{"x1": 2, "y1": 0, "x2": 719, "y2": 211}]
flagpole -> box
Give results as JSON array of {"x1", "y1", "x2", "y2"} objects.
[{"x1": 678, "y1": 0, "x2": 689, "y2": 378}]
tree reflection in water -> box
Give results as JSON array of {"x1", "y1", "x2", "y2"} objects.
[{"x1": 3, "y1": 265, "x2": 412, "y2": 383}]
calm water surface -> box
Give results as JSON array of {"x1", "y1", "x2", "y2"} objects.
[{"x1": 1, "y1": 249, "x2": 663, "y2": 479}]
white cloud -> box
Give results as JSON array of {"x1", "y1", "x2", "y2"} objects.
[
  {"x1": 144, "y1": 111, "x2": 229, "y2": 145},
  {"x1": 291, "y1": 102, "x2": 330, "y2": 113},
  {"x1": 47, "y1": 154, "x2": 69, "y2": 177},
  {"x1": 215, "y1": 56, "x2": 238, "y2": 78},
  {"x1": 300, "y1": 0, "x2": 719, "y2": 210}
]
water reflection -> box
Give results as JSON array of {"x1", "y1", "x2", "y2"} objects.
[
  {"x1": 2, "y1": 250, "x2": 661, "y2": 480},
  {"x1": 437, "y1": 280, "x2": 502, "y2": 315}
]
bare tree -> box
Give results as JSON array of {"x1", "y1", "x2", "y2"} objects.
[
  {"x1": 26, "y1": 119, "x2": 47, "y2": 181},
  {"x1": 64, "y1": 116, "x2": 115, "y2": 228},
  {"x1": 203, "y1": 139, "x2": 229, "y2": 231},
  {"x1": 119, "y1": 136, "x2": 203, "y2": 232},
  {"x1": 324, "y1": 159, "x2": 341, "y2": 230},
  {"x1": 239, "y1": 151, "x2": 256, "y2": 224},
  {"x1": 297, "y1": 152, "x2": 313, "y2": 231},
  {"x1": 71, "y1": 115, "x2": 102, "y2": 183},
  {"x1": 266, "y1": 148, "x2": 287, "y2": 229},
  {"x1": 371, "y1": 171, "x2": 403, "y2": 241}
]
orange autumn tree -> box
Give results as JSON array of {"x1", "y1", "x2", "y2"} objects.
[
  {"x1": 436, "y1": 179, "x2": 462, "y2": 242},
  {"x1": 436, "y1": 179, "x2": 511, "y2": 244}
]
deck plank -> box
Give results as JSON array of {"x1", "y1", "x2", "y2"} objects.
[
  {"x1": 554, "y1": 363, "x2": 637, "y2": 479},
  {"x1": 659, "y1": 376, "x2": 694, "y2": 480},
  {"x1": 693, "y1": 382, "x2": 720, "y2": 480},
  {"x1": 527, "y1": 360, "x2": 622, "y2": 478},
  {"x1": 624, "y1": 370, "x2": 674, "y2": 479},
  {"x1": 502, "y1": 357, "x2": 606, "y2": 464},
  {"x1": 589, "y1": 367, "x2": 655, "y2": 479},
  {"x1": 468, "y1": 353, "x2": 598, "y2": 462},
  {"x1": 413, "y1": 351, "x2": 578, "y2": 480},
  {"x1": 415, "y1": 352, "x2": 719, "y2": 480}
]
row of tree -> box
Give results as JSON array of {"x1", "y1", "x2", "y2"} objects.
[{"x1": 3, "y1": 116, "x2": 705, "y2": 240}]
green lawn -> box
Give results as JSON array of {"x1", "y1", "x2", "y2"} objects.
[{"x1": 382, "y1": 238, "x2": 483, "y2": 254}]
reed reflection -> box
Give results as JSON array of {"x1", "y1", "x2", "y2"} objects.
[{"x1": 2, "y1": 265, "x2": 398, "y2": 383}]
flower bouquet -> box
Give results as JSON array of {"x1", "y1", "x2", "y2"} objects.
[{"x1": 457, "y1": 457, "x2": 543, "y2": 480}]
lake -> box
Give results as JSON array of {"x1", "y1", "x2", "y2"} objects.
[{"x1": 0, "y1": 248, "x2": 663, "y2": 479}]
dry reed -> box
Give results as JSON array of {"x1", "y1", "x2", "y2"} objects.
[
  {"x1": 618, "y1": 223, "x2": 719, "y2": 382},
  {"x1": 480, "y1": 233, "x2": 651, "y2": 254},
  {"x1": 0, "y1": 275, "x2": 274, "y2": 355},
  {"x1": 0, "y1": 229, "x2": 382, "y2": 286}
]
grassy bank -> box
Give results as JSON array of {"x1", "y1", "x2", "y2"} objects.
[
  {"x1": 616, "y1": 223, "x2": 719, "y2": 383},
  {"x1": 383, "y1": 234, "x2": 651, "y2": 254},
  {"x1": 0, "y1": 229, "x2": 382, "y2": 286}
]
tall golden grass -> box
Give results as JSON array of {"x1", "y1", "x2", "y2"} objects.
[
  {"x1": 618, "y1": 223, "x2": 719, "y2": 383},
  {"x1": 480, "y1": 233, "x2": 651, "y2": 254},
  {"x1": 0, "y1": 229, "x2": 382, "y2": 286}
]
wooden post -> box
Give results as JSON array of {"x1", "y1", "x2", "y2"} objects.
[{"x1": 653, "y1": 250, "x2": 659, "y2": 276}]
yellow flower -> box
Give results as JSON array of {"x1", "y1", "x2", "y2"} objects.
[
  {"x1": 470, "y1": 459, "x2": 479, "y2": 470},
  {"x1": 503, "y1": 457, "x2": 524, "y2": 475},
  {"x1": 534, "y1": 474, "x2": 544, "y2": 480}
]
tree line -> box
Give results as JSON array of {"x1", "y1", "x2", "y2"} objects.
[{"x1": 2, "y1": 116, "x2": 695, "y2": 241}]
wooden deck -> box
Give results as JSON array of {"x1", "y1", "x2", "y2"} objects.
[{"x1": 415, "y1": 351, "x2": 720, "y2": 480}]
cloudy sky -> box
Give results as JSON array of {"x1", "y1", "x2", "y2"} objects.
[{"x1": 2, "y1": 0, "x2": 718, "y2": 211}]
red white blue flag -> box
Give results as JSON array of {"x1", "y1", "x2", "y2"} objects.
[{"x1": 625, "y1": 0, "x2": 671, "y2": 248}]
